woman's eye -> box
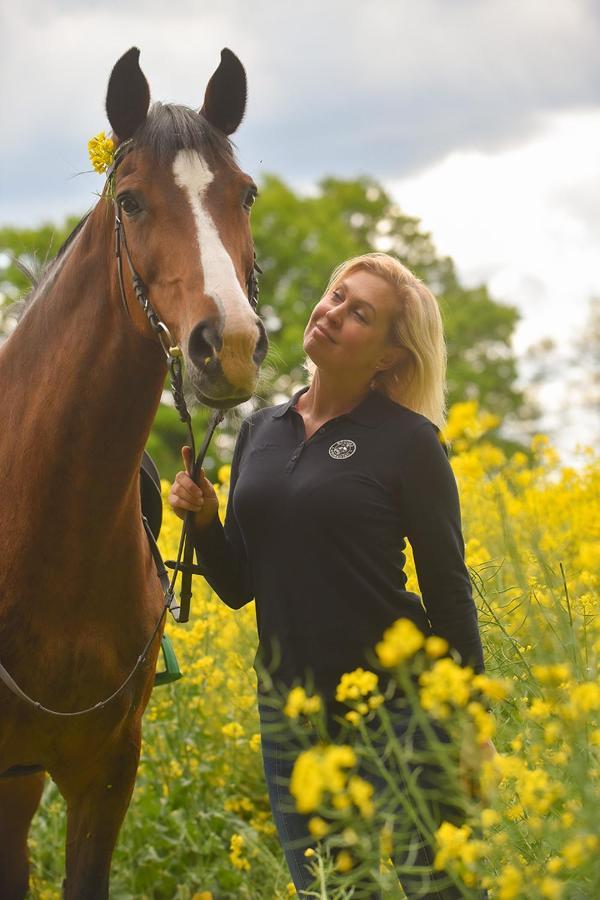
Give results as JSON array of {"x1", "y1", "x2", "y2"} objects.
[
  {"x1": 243, "y1": 188, "x2": 257, "y2": 212},
  {"x1": 354, "y1": 310, "x2": 366, "y2": 321},
  {"x1": 118, "y1": 194, "x2": 141, "y2": 216}
]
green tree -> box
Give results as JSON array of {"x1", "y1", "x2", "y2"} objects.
[
  {"x1": 252, "y1": 175, "x2": 533, "y2": 433},
  {"x1": 0, "y1": 218, "x2": 80, "y2": 327}
]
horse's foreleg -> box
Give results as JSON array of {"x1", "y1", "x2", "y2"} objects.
[
  {"x1": 0, "y1": 771, "x2": 46, "y2": 900},
  {"x1": 57, "y1": 732, "x2": 142, "y2": 900}
]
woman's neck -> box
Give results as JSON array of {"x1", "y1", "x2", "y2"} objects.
[{"x1": 296, "y1": 369, "x2": 371, "y2": 421}]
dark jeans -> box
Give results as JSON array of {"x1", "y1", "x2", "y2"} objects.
[{"x1": 259, "y1": 692, "x2": 489, "y2": 899}]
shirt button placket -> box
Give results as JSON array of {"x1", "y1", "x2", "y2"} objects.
[{"x1": 286, "y1": 442, "x2": 304, "y2": 473}]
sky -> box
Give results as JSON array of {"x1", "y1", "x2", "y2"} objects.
[{"x1": 2, "y1": 0, "x2": 599, "y2": 462}]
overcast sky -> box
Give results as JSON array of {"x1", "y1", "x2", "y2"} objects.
[{"x1": 2, "y1": 0, "x2": 599, "y2": 460}]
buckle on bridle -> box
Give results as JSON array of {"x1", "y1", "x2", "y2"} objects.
[{"x1": 153, "y1": 320, "x2": 178, "y2": 359}]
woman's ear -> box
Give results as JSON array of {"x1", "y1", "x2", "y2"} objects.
[{"x1": 375, "y1": 345, "x2": 408, "y2": 372}]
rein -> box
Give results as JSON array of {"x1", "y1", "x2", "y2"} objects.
[{"x1": 0, "y1": 139, "x2": 261, "y2": 716}]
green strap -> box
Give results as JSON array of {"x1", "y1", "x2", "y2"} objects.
[{"x1": 154, "y1": 633, "x2": 184, "y2": 687}]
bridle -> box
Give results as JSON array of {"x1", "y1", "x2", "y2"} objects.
[
  {"x1": 0, "y1": 138, "x2": 262, "y2": 716},
  {"x1": 110, "y1": 138, "x2": 261, "y2": 623}
]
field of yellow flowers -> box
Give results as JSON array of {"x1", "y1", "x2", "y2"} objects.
[{"x1": 29, "y1": 401, "x2": 599, "y2": 899}]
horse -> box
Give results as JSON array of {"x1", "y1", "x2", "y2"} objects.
[{"x1": 0, "y1": 46, "x2": 267, "y2": 899}]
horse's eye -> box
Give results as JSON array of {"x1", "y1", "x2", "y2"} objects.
[
  {"x1": 243, "y1": 188, "x2": 257, "y2": 212},
  {"x1": 118, "y1": 194, "x2": 142, "y2": 217}
]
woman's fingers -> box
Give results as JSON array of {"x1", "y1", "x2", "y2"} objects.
[
  {"x1": 197, "y1": 467, "x2": 215, "y2": 491},
  {"x1": 180, "y1": 449, "x2": 214, "y2": 494},
  {"x1": 175, "y1": 472, "x2": 203, "y2": 500},
  {"x1": 169, "y1": 448, "x2": 219, "y2": 529},
  {"x1": 170, "y1": 474, "x2": 204, "y2": 510},
  {"x1": 181, "y1": 445, "x2": 193, "y2": 472}
]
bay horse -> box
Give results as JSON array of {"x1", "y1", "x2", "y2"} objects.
[{"x1": 0, "y1": 46, "x2": 267, "y2": 899}]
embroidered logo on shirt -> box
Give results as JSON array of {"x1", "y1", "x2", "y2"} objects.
[{"x1": 328, "y1": 439, "x2": 356, "y2": 460}]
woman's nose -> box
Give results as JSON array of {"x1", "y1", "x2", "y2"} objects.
[{"x1": 325, "y1": 305, "x2": 342, "y2": 326}]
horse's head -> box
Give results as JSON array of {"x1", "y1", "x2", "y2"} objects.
[{"x1": 104, "y1": 47, "x2": 267, "y2": 409}]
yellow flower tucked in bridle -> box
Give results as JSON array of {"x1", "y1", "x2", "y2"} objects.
[{"x1": 88, "y1": 131, "x2": 115, "y2": 174}]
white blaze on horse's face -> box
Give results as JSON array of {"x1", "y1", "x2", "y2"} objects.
[{"x1": 172, "y1": 148, "x2": 258, "y2": 399}]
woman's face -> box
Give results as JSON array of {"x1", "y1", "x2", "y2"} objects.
[{"x1": 303, "y1": 268, "x2": 403, "y2": 380}]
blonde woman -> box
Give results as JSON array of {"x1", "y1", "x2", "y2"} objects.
[{"x1": 169, "y1": 253, "x2": 493, "y2": 898}]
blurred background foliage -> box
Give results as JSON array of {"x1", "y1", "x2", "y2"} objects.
[{"x1": 0, "y1": 174, "x2": 539, "y2": 480}]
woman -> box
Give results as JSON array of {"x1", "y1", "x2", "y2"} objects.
[{"x1": 169, "y1": 252, "x2": 493, "y2": 898}]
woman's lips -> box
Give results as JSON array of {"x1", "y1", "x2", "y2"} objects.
[{"x1": 313, "y1": 322, "x2": 336, "y2": 342}]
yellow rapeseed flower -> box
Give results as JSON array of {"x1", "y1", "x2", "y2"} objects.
[
  {"x1": 229, "y1": 833, "x2": 251, "y2": 871},
  {"x1": 481, "y1": 808, "x2": 501, "y2": 828},
  {"x1": 571, "y1": 682, "x2": 600, "y2": 715},
  {"x1": 335, "y1": 850, "x2": 354, "y2": 873},
  {"x1": 472, "y1": 673, "x2": 513, "y2": 701},
  {"x1": 434, "y1": 821, "x2": 467, "y2": 867},
  {"x1": 217, "y1": 464, "x2": 231, "y2": 483},
  {"x1": 467, "y1": 701, "x2": 496, "y2": 742},
  {"x1": 308, "y1": 816, "x2": 330, "y2": 838},
  {"x1": 561, "y1": 834, "x2": 599, "y2": 868},
  {"x1": 336, "y1": 668, "x2": 379, "y2": 702},
  {"x1": 496, "y1": 863, "x2": 524, "y2": 900},
  {"x1": 538, "y1": 877, "x2": 563, "y2": 899},
  {"x1": 284, "y1": 686, "x2": 322, "y2": 718},
  {"x1": 425, "y1": 635, "x2": 450, "y2": 658},
  {"x1": 347, "y1": 775, "x2": 375, "y2": 819},
  {"x1": 88, "y1": 131, "x2": 115, "y2": 174},
  {"x1": 531, "y1": 663, "x2": 571, "y2": 684},
  {"x1": 375, "y1": 618, "x2": 425, "y2": 667},
  {"x1": 290, "y1": 744, "x2": 356, "y2": 813},
  {"x1": 221, "y1": 721, "x2": 245, "y2": 739},
  {"x1": 419, "y1": 658, "x2": 474, "y2": 719},
  {"x1": 525, "y1": 698, "x2": 553, "y2": 720}
]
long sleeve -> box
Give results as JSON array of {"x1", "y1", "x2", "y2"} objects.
[
  {"x1": 193, "y1": 418, "x2": 254, "y2": 609},
  {"x1": 400, "y1": 420, "x2": 485, "y2": 675}
]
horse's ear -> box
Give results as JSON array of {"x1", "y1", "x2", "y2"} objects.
[
  {"x1": 106, "y1": 47, "x2": 150, "y2": 141},
  {"x1": 200, "y1": 48, "x2": 247, "y2": 136}
]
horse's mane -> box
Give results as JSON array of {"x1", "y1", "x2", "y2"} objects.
[
  {"x1": 13, "y1": 102, "x2": 237, "y2": 325},
  {"x1": 12, "y1": 211, "x2": 93, "y2": 322}
]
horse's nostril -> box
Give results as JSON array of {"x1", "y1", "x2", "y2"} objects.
[
  {"x1": 254, "y1": 319, "x2": 269, "y2": 366},
  {"x1": 188, "y1": 318, "x2": 223, "y2": 368}
]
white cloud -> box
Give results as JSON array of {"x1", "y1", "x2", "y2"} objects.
[
  {"x1": 387, "y1": 108, "x2": 600, "y2": 459},
  {"x1": 388, "y1": 108, "x2": 600, "y2": 352}
]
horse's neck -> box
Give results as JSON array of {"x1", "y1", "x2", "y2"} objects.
[{"x1": 0, "y1": 209, "x2": 166, "y2": 535}]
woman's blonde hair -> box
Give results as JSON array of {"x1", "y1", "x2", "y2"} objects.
[{"x1": 305, "y1": 252, "x2": 448, "y2": 430}]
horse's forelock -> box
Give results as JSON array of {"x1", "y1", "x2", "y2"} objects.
[{"x1": 134, "y1": 103, "x2": 238, "y2": 171}]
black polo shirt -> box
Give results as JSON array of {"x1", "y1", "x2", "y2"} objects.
[{"x1": 194, "y1": 386, "x2": 486, "y2": 698}]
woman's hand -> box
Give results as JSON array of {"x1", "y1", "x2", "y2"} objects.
[
  {"x1": 459, "y1": 735, "x2": 499, "y2": 803},
  {"x1": 168, "y1": 446, "x2": 220, "y2": 530}
]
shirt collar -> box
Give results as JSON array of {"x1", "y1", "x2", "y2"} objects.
[{"x1": 271, "y1": 386, "x2": 395, "y2": 427}]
